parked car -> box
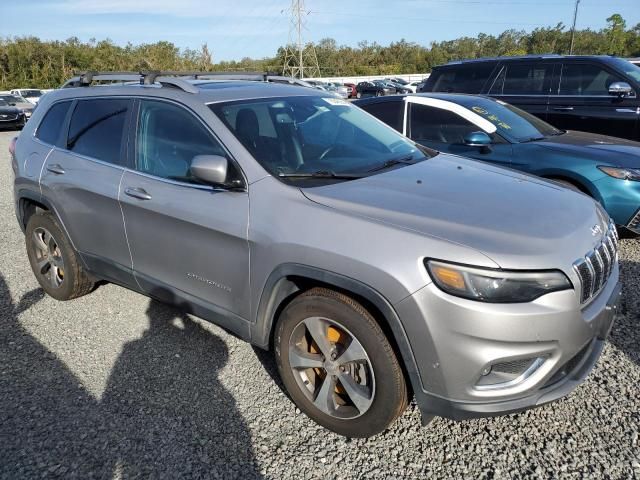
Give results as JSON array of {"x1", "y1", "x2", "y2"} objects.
[
  {"x1": 420, "y1": 55, "x2": 640, "y2": 141},
  {"x1": 385, "y1": 81, "x2": 412, "y2": 94},
  {"x1": 10, "y1": 88, "x2": 44, "y2": 105},
  {"x1": 0, "y1": 98, "x2": 26, "y2": 129},
  {"x1": 344, "y1": 82, "x2": 357, "y2": 98},
  {"x1": 12, "y1": 72, "x2": 620, "y2": 438},
  {"x1": 356, "y1": 80, "x2": 396, "y2": 98},
  {"x1": 0, "y1": 94, "x2": 35, "y2": 120},
  {"x1": 355, "y1": 92, "x2": 640, "y2": 231},
  {"x1": 326, "y1": 82, "x2": 350, "y2": 99},
  {"x1": 628, "y1": 58, "x2": 640, "y2": 67},
  {"x1": 386, "y1": 77, "x2": 409, "y2": 86},
  {"x1": 406, "y1": 81, "x2": 423, "y2": 93}
]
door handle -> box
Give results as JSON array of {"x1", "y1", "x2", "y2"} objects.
[
  {"x1": 46, "y1": 164, "x2": 65, "y2": 174},
  {"x1": 124, "y1": 187, "x2": 152, "y2": 200},
  {"x1": 552, "y1": 106, "x2": 574, "y2": 111}
]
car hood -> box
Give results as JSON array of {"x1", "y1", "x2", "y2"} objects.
[
  {"x1": 0, "y1": 106, "x2": 20, "y2": 114},
  {"x1": 534, "y1": 130, "x2": 640, "y2": 168},
  {"x1": 302, "y1": 154, "x2": 608, "y2": 270}
]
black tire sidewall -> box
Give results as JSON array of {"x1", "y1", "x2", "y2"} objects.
[
  {"x1": 25, "y1": 213, "x2": 80, "y2": 301},
  {"x1": 275, "y1": 293, "x2": 406, "y2": 438}
]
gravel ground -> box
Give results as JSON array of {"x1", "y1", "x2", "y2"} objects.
[{"x1": 0, "y1": 129, "x2": 639, "y2": 479}]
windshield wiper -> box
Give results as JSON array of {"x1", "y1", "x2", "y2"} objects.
[
  {"x1": 519, "y1": 136, "x2": 545, "y2": 143},
  {"x1": 367, "y1": 155, "x2": 416, "y2": 173},
  {"x1": 278, "y1": 170, "x2": 365, "y2": 179}
]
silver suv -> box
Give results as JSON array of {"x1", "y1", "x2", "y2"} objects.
[{"x1": 11, "y1": 72, "x2": 621, "y2": 438}]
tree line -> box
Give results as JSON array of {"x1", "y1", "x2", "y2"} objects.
[{"x1": 1, "y1": 14, "x2": 639, "y2": 89}]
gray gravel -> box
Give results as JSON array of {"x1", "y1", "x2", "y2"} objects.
[{"x1": 0, "y1": 130, "x2": 639, "y2": 479}]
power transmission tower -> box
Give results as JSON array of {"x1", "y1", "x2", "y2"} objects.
[
  {"x1": 569, "y1": 0, "x2": 581, "y2": 55},
  {"x1": 282, "y1": 0, "x2": 320, "y2": 79}
]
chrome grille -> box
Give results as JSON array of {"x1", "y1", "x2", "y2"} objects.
[{"x1": 573, "y1": 221, "x2": 618, "y2": 304}]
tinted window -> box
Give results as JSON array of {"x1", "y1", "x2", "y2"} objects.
[
  {"x1": 431, "y1": 64, "x2": 495, "y2": 93},
  {"x1": 490, "y1": 64, "x2": 553, "y2": 95},
  {"x1": 410, "y1": 104, "x2": 478, "y2": 143},
  {"x1": 360, "y1": 101, "x2": 404, "y2": 132},
  {"x1": 136, "y1": 100, "x2": 231, "y2": 184},
  {"x1": 559, "y1": 63, "x2": 624, "y2": 95},
  {"x1": 67, "y1": 99, "x2": 129, "y2": 164},
  {"x1": 36, "y1": 101, "x2": 72, "y2": 145}
]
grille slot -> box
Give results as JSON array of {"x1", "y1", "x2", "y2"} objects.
[{"x1": 573, "y1": 222, "x2": 618, "y2": 304}]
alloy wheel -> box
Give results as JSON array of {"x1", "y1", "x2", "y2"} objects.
[
  {"x1": 32, "y1": 227, "x2": 65, "y2": 288},
  {"x1": 288, "y1": 316, "x2": 375, "y2": 419}
]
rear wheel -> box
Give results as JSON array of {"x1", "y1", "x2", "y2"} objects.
[
  {"x1": 275, "y1": 287, "x2": 408, "y2": 437},
  {"x1": 25, "y1": 212, "x2": 94, "y2": 300}
]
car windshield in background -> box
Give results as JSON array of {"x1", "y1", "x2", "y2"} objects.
[
  {"x1": 456, "y1": 97, "x2": 562, "y2": 142},
  {"x1": 20, "y1": 90, "x2": 42, "y2": 97},
  {"x1": 0, "y1": 95, "x2": 23, "y2": 104},
  {"x1": 608, "y1": 57, "x2": 640, "y2": 83},
  {"x1": 0, "y1": 99, "x2": 8, "y2": 107},
  {"x1": 211, "y1": 95, "x2": 431, "y2": 183}
]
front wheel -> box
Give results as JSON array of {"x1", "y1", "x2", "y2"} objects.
[{"x1": 275, "y1": 288, "x2": 408, "y2": 437}]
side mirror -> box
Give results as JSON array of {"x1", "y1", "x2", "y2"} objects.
[
  {"x1": 608, "y1": 82, "x2": 633, "y2": 97},
  {"x1": 190, "y1": 154, "x2": 229, "y2": 186},
  {"x1": 463, "y1": 131, "x2": 492, "y2": 147}
]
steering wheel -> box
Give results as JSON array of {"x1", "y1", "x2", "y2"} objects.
[{"x1": 318, "y1": 146, "x2": 337, "y2": 160}]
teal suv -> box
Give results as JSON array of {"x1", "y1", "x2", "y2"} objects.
[{"x1": 356, "y1": 93, "x2": 640, "y2": 233}]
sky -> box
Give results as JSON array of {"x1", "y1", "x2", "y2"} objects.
[{"x1": 1, "y1": 0, "x2": 639, "y2": 61}]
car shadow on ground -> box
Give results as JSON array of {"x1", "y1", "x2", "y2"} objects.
[
  {"x1": 0, "y1": 274, "x2": 262, "y2": 479},
  {"x1": 611, "y1": 259, "x2": 640, "y2": 368}
]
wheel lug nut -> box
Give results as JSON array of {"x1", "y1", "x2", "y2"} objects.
[{"x1": 331, "y1": 352, "x2": 337, "y2": 360}]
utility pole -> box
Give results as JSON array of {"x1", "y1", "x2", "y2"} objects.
[
  {"x1": 282, "y1": 0, "x2": 320, "y2": 79},
  {"x1": 569, "y1": 0, "x2": 580, "y2": 55}
]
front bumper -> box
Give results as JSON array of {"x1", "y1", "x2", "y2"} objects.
[{"x1": 395, "y1": 267, "x2": 621, "y2": 421}]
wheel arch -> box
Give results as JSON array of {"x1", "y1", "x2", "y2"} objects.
[
  {"x1": 251, "y1": 263, "x2": 424, "y2": 397},
  {"x1": 539, "y1": 172, "x2": 601, "y2": 201},
  {"x1": 17, "y1": 191, "x2": 78, "y2": 251}
]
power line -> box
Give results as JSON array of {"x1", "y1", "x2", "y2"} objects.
[{"x1": 282, "y1": 0, "x2": 320, "y2": 78}]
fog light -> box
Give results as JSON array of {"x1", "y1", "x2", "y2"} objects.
[
  {"x1": 481, "y1": 366, "x2": 492, "y2": 376},
  {"x1": 475, "y1": 357, "x2": 546, "y2": 391}
]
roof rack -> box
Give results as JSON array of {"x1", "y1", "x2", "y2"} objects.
[{"x1": 61, "y1": 71, "x2": 271, "y2": 93}]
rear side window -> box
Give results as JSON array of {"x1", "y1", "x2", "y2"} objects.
[
  {"x1": 36, "y1": 101, "x2": 72, "y2": 145},
  {"x1": 360, "y1": 101, "x2": 404, "y2": 132},
  {"x1": 67, "y1": 98, "x2": 129, "y2": 165},
  {"x1": 430, "y1": 64, "x2": 495, "y2": 93},
  {"x1": 490, "y1": 64, "x2": 553, "y2": 95},
  {"x1": 559, "y1": 63, "x2": 624, "y2": 95}
]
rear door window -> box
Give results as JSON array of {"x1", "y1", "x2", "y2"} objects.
[
  {"x1": 490, "y1": 64, "x2": 553, "y2": 95},
  {"x1": 36, "y1": 101, "x2": 72, "y2": 145},
  {"x1": 431, "y1": 64, "x2": 496, "y2": 93},
  {"x1": 559, "y1": 63, "x2": 624, "y2": 96},
  {"x1": 67, "y1": 98, "x2": 130, "y2": 165},
  {"x1": 360, "y1": 101, "x2": 404, "y2": 132}
]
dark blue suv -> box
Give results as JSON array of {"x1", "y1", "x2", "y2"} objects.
[{"x1": 420, "y1": 55, "x2": 640, "y2": 141}]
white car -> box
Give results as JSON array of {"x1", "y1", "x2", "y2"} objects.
[{"x1": 10, "y1": 89, "x2": 44, "y2": 105}]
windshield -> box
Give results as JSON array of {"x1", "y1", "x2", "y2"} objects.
[
  {"x1": 0, "y1": 99, "x2": 8, "y2": 107},
  {"x1": 458, "y1": 97, "x2": 562, "y2": 142},
  {"x1": 19, "y1": 90, "x2": 42, "y2": 97},
  {"x1": 211, "y1": 96, "x2": 431, "y2": 183},
  {"x1": 608, "y1": 57, "x2": 640, "y2": 83}
]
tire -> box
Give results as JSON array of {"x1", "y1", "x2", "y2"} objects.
[
  {"x1": 275, "y1": 287, "x2": 408, "y2": 438},
  {"x1": 25, "y1": 212, "x2": 94, "y2": 301},
  {"x1": 552, "y1": 179, "x2": 582, "y2": 193}
]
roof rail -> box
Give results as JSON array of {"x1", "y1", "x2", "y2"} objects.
[{"x1": 61, "y1": 70, "x2": 271, "y2": 93}]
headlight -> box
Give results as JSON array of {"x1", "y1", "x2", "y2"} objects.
[
  {"x1": 425, "y1": 260, "x2": 572, "y2": 303},
  {"x1": 598, "y1": 166, "x2": 640, "y2": 181}
]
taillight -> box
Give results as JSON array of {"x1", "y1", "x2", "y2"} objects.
[{"x1": 9, "y1": 136, "x2": 17, "y2": 158}]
